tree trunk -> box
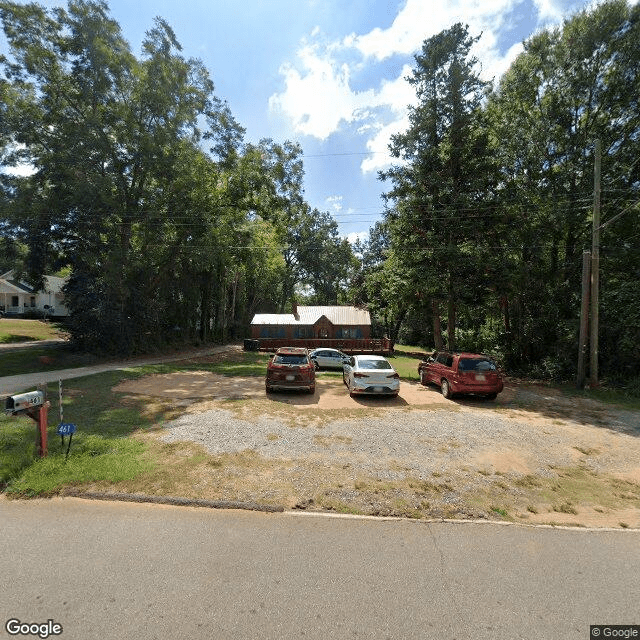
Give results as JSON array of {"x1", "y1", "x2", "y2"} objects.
[
  {"x1": 219, "y1": 265, "x2": 227, "y2": 343},
  {"x1": 432, "y1": 299, "x2": 444, "y2": 350},
  {"x1": 230, "y1": 271, "x2": 240, "y2": 339},
  {"x1": 447, "y1": 272, "x2": 456, "y2": 352},
  {"x1": 390, "y1": 307, "x2": 408, "y2": 346},
  {"x1": 199, "y1": 271, "x2": 212, "y2": 342},
  {"x1": 500, "y1": 295, "x2": 511, "y2": 335}
]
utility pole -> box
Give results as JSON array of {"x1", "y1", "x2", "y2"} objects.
[
  {"x1": 576, "y1": 250, "x2": 591, "y2": 388},
  {"x1": 589, "y1": 139, "x2": 601, "y2": 388}
]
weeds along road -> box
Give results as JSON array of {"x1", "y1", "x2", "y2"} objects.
[{"x1": 1, "y1": 496, "x2": 638, "y2": 640}]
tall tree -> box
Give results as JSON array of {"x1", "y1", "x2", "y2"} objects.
[
  {"x1": 380, "y1": 23, "x2": 496, "y2": 351},
  {"x1": 0, "y1": 0, "x2": 245, "y2": 351}
]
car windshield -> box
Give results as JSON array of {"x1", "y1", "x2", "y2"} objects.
[
  {"x1": 357, "y1": 359, "x2": 392, "y2": 370},
  {"x1": 459, "y1": 358, "x2": 496, "y2": 372},
  {"x1": 274, "y1": 354, "x2": 308, "y2": 365}
]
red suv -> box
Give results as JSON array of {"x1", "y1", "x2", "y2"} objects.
[
  {"x1": 418, "y1": 352, "x2": 503, "y2": 400},
  {"x1": 265, "y1": 347, "x2": 316, "y2": 394}
]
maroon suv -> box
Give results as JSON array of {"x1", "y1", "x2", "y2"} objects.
[
  {"x1": 418, "y1": 351, "x2": 503, "y2": 400},
  {"x1": 265, "y1": 347, "x2": 316, "y2": 394}
]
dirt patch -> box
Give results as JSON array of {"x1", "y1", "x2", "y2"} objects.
[
  {"x1": 114, "y1": 372, "x2": 449, "y2": 409},
  {"x1": 115, "y1": 371, "x2": 266, "y2": 400},
  {"x1": 473, "y1": 450, "x2": 532, "y2": 475}
]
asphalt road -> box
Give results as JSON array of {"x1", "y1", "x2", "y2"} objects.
[{"x1": 1, "y1": 497, "x2": 638, "y2": 640}]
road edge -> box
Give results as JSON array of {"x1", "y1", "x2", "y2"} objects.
[
  {"x1": 60, "y1": 488, "x2": 285, "y2": 513},
  {"x1": 4, "y1": 490, "x2": 632, "y2": 531}
]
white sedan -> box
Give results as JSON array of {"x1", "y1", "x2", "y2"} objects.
[
  {"x1": 309, "y1": 348, "x2": 350, "y2": 370},
  {"x1": 342, "y1": 355, "x2": 400, "y2": 397}
]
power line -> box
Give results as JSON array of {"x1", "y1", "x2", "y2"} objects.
[
  {"x1": 598, "y1": 199, "x2": 640, "y2": 231},
  {"x1": 302, "y1": 151, "x2": 391, "y2": 158}
]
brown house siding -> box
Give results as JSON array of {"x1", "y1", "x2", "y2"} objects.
[{"x1": 251, "y1": 323, "x2": 370, "y2": 340}]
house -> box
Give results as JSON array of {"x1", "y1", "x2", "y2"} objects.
[
  {"x1": 250, "y1": 304, "x2": 371, "y2": 340},
  {"x1": 0, "y1": 271, "x2": 69, "y2": 317}
]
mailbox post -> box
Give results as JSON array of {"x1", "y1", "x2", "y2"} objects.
[
  {"x1": 29, "y1": 400, "x2": 50, "y2": 458},
  {"x1": 5, "y1": 385, "x2": 50, "y2": 458}
]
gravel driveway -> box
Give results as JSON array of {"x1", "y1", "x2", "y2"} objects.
[{"x1": 155, "y1": 379, "x2": 640, "y2": 528}]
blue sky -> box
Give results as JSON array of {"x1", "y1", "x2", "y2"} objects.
[{"x1": 3, "y1": 0, "x2": 601, "y2": 242}]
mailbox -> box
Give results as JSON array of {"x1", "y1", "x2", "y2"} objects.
[{"x1": 5, "y1": 390, "x2": 45, "y2": 415}]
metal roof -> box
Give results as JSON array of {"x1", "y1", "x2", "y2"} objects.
[
  {"x1": 251, "y1": 314, "x2": 298, "y2": 325},
  {"x1": 251, "y1": 306, "x2": 370, "y2": 326}
]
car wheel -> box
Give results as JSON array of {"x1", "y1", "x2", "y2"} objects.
[
  {"x1": 308, "y1": 385, "x2": 315, "y2": 394},
  {"x1": 484, "y1": 393, "x2": 497, "y2": 401},
  {"x1": 441, "y1": 379, "x2": 452, "y2": 399},
  {"x1": 265, "y1": 385, "x2": 273, "y2": 394}
]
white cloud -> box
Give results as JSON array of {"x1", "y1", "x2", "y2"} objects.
[
  {"x1": 1, "y1": 163, "x2": 36, "y2": 177},
  {"x1": 345, "y1": 231, "x2": 369, "y2": 245},
  {"x1": 531, "y1": 0, "x2": 566, "y2": 22},
  {"x1": 326, "y1": 195, "x2": 343, "y2": 212},
  {"x1": 270, "y1": 0, "x2": 576, "y2": 174},
  {"x1": 360, "y1": 118, "x2": 407, "y2": 174},
  {"x1": 345, "y1": 0, "x2": 517, "y2": 62},
  {"x1": 269, "y1": 42, "x2": 378, "y2": 141}
]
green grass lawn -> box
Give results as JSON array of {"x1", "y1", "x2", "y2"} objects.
[
  {"x1": 0, "y1": 369, "x2": 169, "y2": 495},
  {"x1": 557, "y1": 382, "x2": 640, "y2": 411},
  {"x1": 394, "y1": 343, "x2": 430, "y2": 354},
  {"x1": 387, "y1": 351, "x2": 425, "y2": 381},
  {"x1": 0, "y1": 351, "x2": 271, "y2": 495},
  {"x1": 0, "y1": 318, "x2": 68, "y2": 344},
  {"x1": 131, "y1": 350, "x2": 271, "y2": 378}
]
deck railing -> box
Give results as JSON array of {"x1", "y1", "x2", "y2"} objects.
[{"x1": 245, "y1": 337, "x2": 393, "y2": 355}]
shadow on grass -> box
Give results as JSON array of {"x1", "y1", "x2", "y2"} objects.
[
  {"x1": 0, "y1": 344, "x2": 101, "y2": 377},
  {"x1": 0, "y1": 334, "x2": 43, "y2": 344},
  {"x1": 133, "y1": 350, "x2": 270, "y2": 379}
]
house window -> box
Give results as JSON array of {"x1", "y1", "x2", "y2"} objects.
[
  {"x1": 318, "y1": 328, "x2": 329, "y2": 338},
  {"x1": 260, "y1": 325, "x2": 285, "y2": 338},
  {"x1": 338, "y1": 327, "x2": 362, "y2": 339}
]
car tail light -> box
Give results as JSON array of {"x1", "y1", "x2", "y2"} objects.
[{"x1": 387, "y1": 373, "x2": 400, "y2": 379}]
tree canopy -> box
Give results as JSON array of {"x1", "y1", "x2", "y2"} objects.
[
  {"x1": 0, "y1": 0, "x2": 356, "y2": 352},
  {"x1": 1, "y1": 0, "x2": 638, "y2": 386},
  {"x1": 375, "y1": 1, "x2": 639, "y2": 383}
]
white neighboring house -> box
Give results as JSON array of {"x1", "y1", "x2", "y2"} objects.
[{"x1": 0, "y1": 270, "x2": 69, "y2": 318}]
